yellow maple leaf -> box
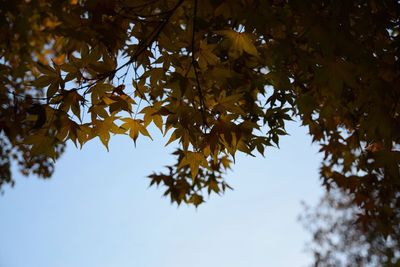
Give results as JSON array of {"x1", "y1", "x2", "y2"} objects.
[
  {"x1": 217, "y1": 29, "x2": 259, "y2": 58},
  {"x1": 197, "y1": 40, "x2": 220, "y2": 69},
  {"x1": 121, "y1": 118, "x2": 152, "y2": 143}
]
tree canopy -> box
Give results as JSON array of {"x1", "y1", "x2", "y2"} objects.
[
  {"x1": 301, "y1": 188, "x2": 400, "y2": 266},
  {"x1": 1, "y1": 0, "x2": 399, "y2": 263}
]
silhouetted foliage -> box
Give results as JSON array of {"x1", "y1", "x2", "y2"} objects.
[
  {"x1": 0, "y1": 1, "x2": 399, "y2": 264},
  {"x1": 301, "y1": 188, "x2": 400, "y2": 267}
]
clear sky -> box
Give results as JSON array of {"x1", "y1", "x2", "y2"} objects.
[{"x1": 0, "y1": 121, "x2": 324, "y2": 267}]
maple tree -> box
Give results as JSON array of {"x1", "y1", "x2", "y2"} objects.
[
  {"x1": 301, "y1": 189, "x2": 400, "y2": 266},
  {"x1": 0, "y1": 0, "x2": 399, "y2": 263}
]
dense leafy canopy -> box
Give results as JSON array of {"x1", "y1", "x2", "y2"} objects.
[{"x1": 1, "y1": 0, "x2": 399, "y2": 262}]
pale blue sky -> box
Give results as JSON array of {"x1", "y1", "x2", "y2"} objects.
[{"x1": 0, "y1": 121, "x2": 323, "y2": 267}]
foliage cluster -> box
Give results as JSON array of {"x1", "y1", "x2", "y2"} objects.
[{"x1": 1, "y1": 0, "x2": 399, "y2": 264}]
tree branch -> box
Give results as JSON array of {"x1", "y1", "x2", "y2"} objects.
[{"x1": 191, "y1": 0, "x2": 208, "y2": 128}]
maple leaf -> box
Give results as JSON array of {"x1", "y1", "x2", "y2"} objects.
[
  {"x1": 178, "y1": 151, "x2": 209, "y2": 180},
  {"x1": 197, "y1": 40, "x2": 220, "y2": 70},
  {"x1": 93, "y1": 116, "x2": 125, "y2": 149},
  {"x1": 121, "y1": 118, "x2": 152, "y2": 144},
  {"x1": 217, "y1": 29, "x2": 259, "y2": 58}
]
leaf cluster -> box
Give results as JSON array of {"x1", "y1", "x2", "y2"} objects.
[{"x1": 0, "y1": 1, "x2": 399, "y2": 263}]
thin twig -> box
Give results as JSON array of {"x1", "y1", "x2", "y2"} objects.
[
  {"x1": 191, "y1": 0, "x2": 208, "y2": 128},
  {"x1": 132, "y1": 63, "x2": 151, "y2": 106}
]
